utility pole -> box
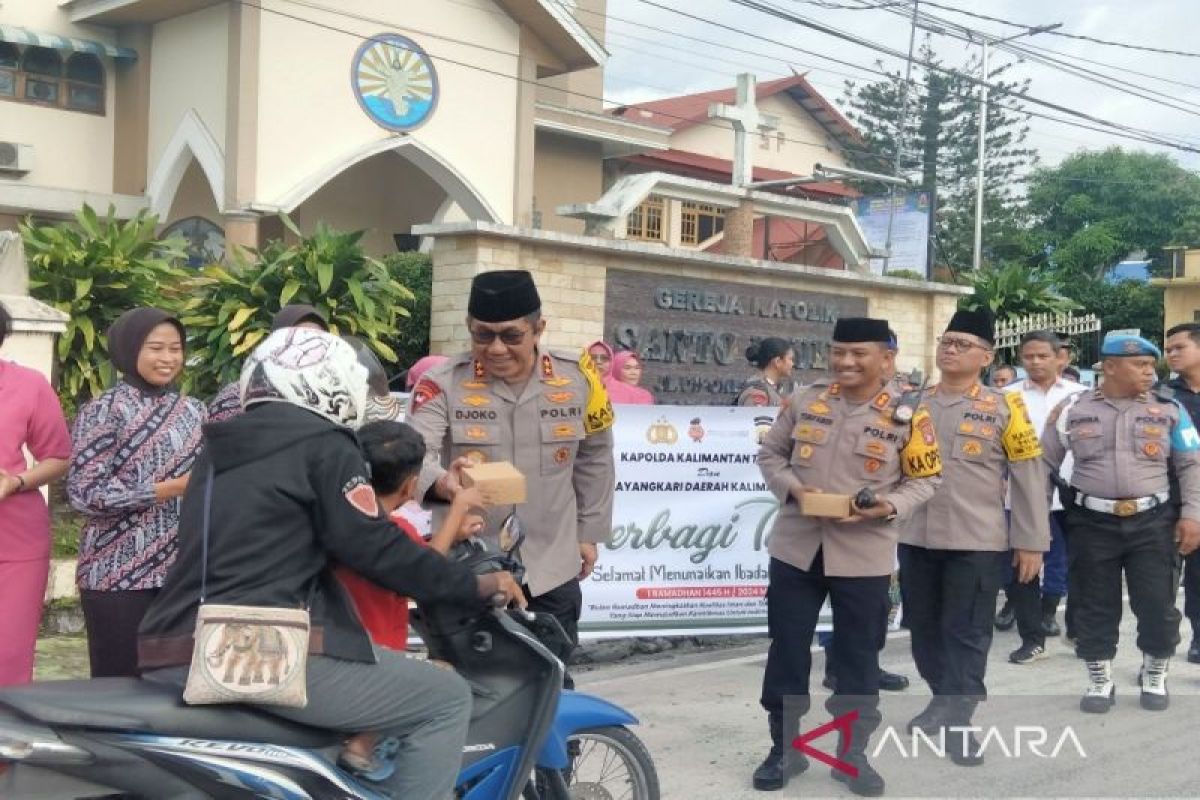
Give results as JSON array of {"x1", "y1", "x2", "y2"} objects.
[
  {"x1": 972, "y1": 23, "x2": 1061, "y2": 271},
  {"x1": 882, "y1": 0, "x2": 920, "y2": 275}
]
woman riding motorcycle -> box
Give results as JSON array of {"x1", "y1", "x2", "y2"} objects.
[{"x1": 138, "y1": 327, "x2": 522, "y2": 800}]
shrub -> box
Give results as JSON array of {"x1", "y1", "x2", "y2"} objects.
[
  {"x1": 382, "y1": 250, "x2": 433, "y2": 373},
  {"x1": 21, "y1": 205, "x2": 188, "y2": 412},
  {"x1": 178, "y1": 219, "x2": 415, "y2": 399}
]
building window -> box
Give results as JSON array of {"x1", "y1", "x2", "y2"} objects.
[
  {"x1": 1, "y1": 45, "x2": 105, "y2": 114},
  {"x1": 680, "y1": 202, "x2": 725, "y2": 246},
  {"x1": 627, "y1": 196, "x2": 665, "y2": 241},
  {"x1": 65, "y1": 53, "x2": 104, "y2": 112},
  {"x1": 0, "y1": 43, "x2": 17, "y2": 97}
]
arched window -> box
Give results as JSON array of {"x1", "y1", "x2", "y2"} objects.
[
  {"x1": 65, "y1": 53, "x2": 104, "y2": 112},
  {"x1": 0, "y1": 43, "x2": 17, "y2": 98},
  {"x1": 21, "y1": 46, "x2": 62, "y2": 104}
]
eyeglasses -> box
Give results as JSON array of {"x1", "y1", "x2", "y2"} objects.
[
  {"x1": 937, "y1": 336, "x2": 990, "y2": 352},
  {"x1": 469, "y1": 326, "x2": 531, "y2": 346}
]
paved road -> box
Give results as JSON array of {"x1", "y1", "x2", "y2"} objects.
[{"x1": 576, "y1": 596, "x2": 1200, "y2": 799}]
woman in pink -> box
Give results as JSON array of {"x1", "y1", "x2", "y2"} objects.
[
  {"x1": 604, "y1": 351, "x2": 655, "y2": 405},
  {"x1": 0, "y1": 302, "x2": 72, "y2": 686}
]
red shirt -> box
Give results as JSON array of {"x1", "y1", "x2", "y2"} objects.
[{"x1": 335, "y1": 511, "x2": 425, "y2": 651}]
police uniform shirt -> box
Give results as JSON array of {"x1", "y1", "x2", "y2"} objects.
[
  {"x1": 1043, "y1": 389, "x2": 1200, "y2": 521},
  {"x1": 758, "y1": 381, "x2": 943, "y2": 577},
  {"x1": 736, "y1": 376, "x2": 785, "y2": 407},
  {"x1": 408, "y1": 348, "x2": 617, "y2": 596},
  {"x1": 903, "y1": 383, "x2": 1050, "y2": 552}
]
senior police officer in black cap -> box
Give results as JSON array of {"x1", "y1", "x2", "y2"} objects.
[
  {"x1": 753, "y1": 317, "x2": 942, "y2": 796},
  {"x1": 1043, "y1": 334, "x2": 1200, "y2": 713},
  {"x1": 408, "y1": 270, "x2": 616, "y2": 679},
  {"x1": 899, "y1": 308, "x2": 1050, "y2": 765}
]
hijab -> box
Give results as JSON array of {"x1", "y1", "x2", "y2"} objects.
[
  {"x1": 240, "y1": 328, "x2": 369, "y2": 428},
  {"x1": 106, "y1": 307, "x2": 186, "y2": 394},
  {"x1": 604, "y1": 351, "x2": 655, "y2": 405},
  {"x1": 587, "y1": 340, "x2": 615, "y2": 378},
  {"x1": 271, "y1": 304, "x2": 328, "y2": 332}
]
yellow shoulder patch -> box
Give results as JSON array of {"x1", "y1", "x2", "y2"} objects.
[
  {"x1": 901, "y1": 405, "x2": 942, "y2": 478},
  {"x1": 1001, "y1": 392, "x2": 1043, "y2": 462},
  {"x1": 579, "y1": 351, "x2": 615, "y2": 434}
]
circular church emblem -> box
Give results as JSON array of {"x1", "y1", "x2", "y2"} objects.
[{"x1": 351, "y1": 33, "x2": 439, "y2": 132}]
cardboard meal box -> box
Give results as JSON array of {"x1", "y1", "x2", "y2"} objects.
[
  {"x1": 800, "y1": 492, "x2": 852, "y2": 519},
  {"x1": 462, "y1": 461, "x2": 527, "y2": 505}
]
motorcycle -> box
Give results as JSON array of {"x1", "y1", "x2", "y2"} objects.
[{"x1": 0, "y1": 516, "x2": 659, "y2": 799}]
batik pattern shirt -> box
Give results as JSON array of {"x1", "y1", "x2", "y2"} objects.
[
  {"x1": 207, "y1": 381, "x2": 242, "y2": 423},
  {"x1": 68, "y1": 382, "x2": 205, "y2": 591}
]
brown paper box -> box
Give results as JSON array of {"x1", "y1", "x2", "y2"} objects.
[
  {"x1": 462, "y1": 461, "x2": 527, "y2": 505},
  {"x1": 800, "y1": 492, "x2": 852, "y2": 519}
]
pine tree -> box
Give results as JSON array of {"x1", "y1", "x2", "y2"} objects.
[{"x1": 841, "y1": 40, "x2": 1038, "y2": 274}]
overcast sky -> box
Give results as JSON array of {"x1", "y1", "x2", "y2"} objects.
[{"x1": 599, "y1": 0, "x2": 1200, "y2": 173}]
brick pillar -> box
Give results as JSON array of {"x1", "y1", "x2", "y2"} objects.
[
  {"x1": 723, "y1": 199, "x2": 755, "y2": 258},
  {"x1": 222, "y1": 212, "x2": 261, "y2": 260}
]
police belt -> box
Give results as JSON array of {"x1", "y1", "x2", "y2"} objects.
[{"x1": 1071, "y1": 490, "x2": 1170, "y2": 517}]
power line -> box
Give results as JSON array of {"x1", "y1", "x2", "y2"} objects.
[
  {"x1": 727, "y1": 0, "x2": 1200, "y2": 153},
  {"x1": 916, "y1": 0, "x2": 1200, "y2": 58}
]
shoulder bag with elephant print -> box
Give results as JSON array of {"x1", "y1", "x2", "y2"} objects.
[{"x1": 183, "y1": 464, "x2": 311, "y2": 708}]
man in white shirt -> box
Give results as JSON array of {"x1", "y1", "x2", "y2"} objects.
[{"x1": 997, "y1": 331, "x2": 1087, "y2": 663}]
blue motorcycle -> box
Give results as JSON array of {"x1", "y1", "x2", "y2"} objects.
[{"x1": 0, "y1": 518, "x2": 659, "y2": 799}]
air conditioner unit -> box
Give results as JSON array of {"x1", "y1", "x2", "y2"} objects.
[{"x1": 0, "y1": 142, "x2": 33, "y2": 175}]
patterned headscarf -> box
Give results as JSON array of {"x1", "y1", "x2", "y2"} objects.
[{"x1": 240, "y1": 328, "x2": 369, "y2": 428}]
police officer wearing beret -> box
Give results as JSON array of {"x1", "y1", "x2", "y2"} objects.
[
  {"x1": 408, "y1": 271, "x2": 617, "y2": 678},
  {"x1": 899, "y1": 309, "x2": 1050, "y2": 765},
  {"x1": 1043, "y1": 335, "x2": 1200, "y2": 713},
  {"x1": 753, "y1": 317, "x2": 943, "y2": 796}
]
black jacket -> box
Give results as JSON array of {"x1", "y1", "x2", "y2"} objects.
[{"x1": 138, "y1": 402, "x2": 481, "y2": 666}]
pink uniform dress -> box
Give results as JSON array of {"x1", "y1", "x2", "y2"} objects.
[{"x1": 0, "y1": 360, "x2": 71, "y2": 686}]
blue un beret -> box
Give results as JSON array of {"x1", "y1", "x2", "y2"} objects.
[{"x1": 1100, "y1": 334, "x2": 1161, "y2": 359}]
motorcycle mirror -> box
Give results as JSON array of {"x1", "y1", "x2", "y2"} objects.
[{"x1": 498, "y1": 514, "x2": 525, "y2": 554}]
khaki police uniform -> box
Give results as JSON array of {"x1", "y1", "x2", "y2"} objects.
[
  {"x1": 1043, "y1": 388, "x2": 1200, "y2": 661},
  {"x1": 899, "y1": 382, "x2": 1050, "y2": 707},
  {"x1": 756, "y1": 379, "x2": 942, "y2": 750},
  {"x1": 736, "y1": 376, "x2": 786, "y2": 407},
  {"x1": 408, "y1": 348, "x2": 616, "y2": 647}
]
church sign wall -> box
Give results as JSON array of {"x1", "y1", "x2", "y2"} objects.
[{"x1": 604, "y1": 269, "x2": 867, "y2": 404}]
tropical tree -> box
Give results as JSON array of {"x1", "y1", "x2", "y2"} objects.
[
  {"x1": 842, "y1": 39, "x2": 1039, "y2": 273},
  {"x1": 1027, "y1": 147, "x2": 1200, "y2": 280},
  {"x1": 21, "y1": 205, "x2": 188, "y2": 411}
]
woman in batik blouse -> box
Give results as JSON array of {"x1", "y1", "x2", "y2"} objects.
[{"x1": 67, "y1": 308, "x2": 205, "y2": 677}]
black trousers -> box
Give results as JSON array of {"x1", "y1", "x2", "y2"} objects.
[
  {"x1": 525, "y1": 578, "x2": 583, "y2": 688},
  {"x1": 899, "y1": 545, "x2": 1005, "y2": 699},
  {"x1": 1183, "y1": 548, "x2": 1200, "y2": 640},
  {"x1": 80, "y1": 588, "x2": 160, "y2": 678},
  {"x1": 1063, "y1": 503, "x2": 1182, "y2": 661},
  {"x1": 760, "y1": 551, "x2": 890, "y2": 732}
]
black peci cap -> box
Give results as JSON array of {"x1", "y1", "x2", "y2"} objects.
[
  {"x1": 832, "y1": 317, "x2": 891, "y2": 344},
  {"x1": 468, "y1": 270, "x2": 542, "y2": 323},
  {"x1": 945, "y1": 308, "x2": 995, "y2": 345}
]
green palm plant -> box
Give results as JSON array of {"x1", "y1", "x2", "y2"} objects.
[
  {"x1": 959, "y1": 261, "x2": 1079, "y2": 321},
  {"x1": 179, "y1": 218, "x2": 415, "y2": 398},
  {"x1": 21, "y1": 205, "x2": 188, "y2": 412}
]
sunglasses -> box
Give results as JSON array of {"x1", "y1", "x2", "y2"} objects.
[{"x1": 469, "y1": 326, "x2": 531, "y2": 346}]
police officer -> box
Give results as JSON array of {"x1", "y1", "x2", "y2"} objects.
[
  {"x1": 899, "y1": 309, "x2": 1050, "y2": 765},
  {"x1": 408, "y1": 270, "x2": 616, "y2": 676},
  {"x1": 1043, "y1": 335, "x2": 1200, "y2": 713},
  {"x1": 754, "y1": 317, "x2": 942, "y2": 796}
]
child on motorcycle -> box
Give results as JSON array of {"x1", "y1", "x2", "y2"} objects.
[{"x1": 337, "y1": 419, "x2": 487, "y2": 778}]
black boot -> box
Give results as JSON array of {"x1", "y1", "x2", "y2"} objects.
[
  {"x1": 829, "y1": 720, "x2": 885, "y2": 797},
  {"x1": 1041, "y1": 595, "x2": 1062, "y2": 638},
  {"x1": 994, "y1": 598, "x2": 1015, "y2": 631},
  {"x1": 753, "y1": 714, "x2": 809, "y2": 791},
  {"x1": 943, "y1": 698, "x2": 984, "y2": 767},
  {"x1": 906, "y1": 696, "x2": 948, "y2": 735}
]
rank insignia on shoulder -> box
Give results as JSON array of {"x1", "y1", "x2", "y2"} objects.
[{"x1": 872, "y1": 392, "x2": 892, "y2": 410}]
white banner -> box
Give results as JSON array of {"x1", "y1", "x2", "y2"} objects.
[{"x1": 580, "y1": 405, "x2": 805, "y2": 638}]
